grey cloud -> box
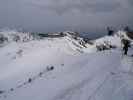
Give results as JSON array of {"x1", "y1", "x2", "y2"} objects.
[
  {"x1": 128, "y1": 0, "x2": 133, "y2": 6},
  {"x1": 0, "y1": 0, "x2": 133, "y2": 34},
  {"x1": 29, "y1": 0, "x2": 121, "y2": 15}
]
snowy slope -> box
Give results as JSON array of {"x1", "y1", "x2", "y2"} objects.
[{"x1": 0, "y1": 30, "x2": 133, "y2": 100}]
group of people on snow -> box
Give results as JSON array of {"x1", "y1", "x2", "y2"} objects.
[{"x1": 107, "y1": 26, "x2": 132, "y2": 56}]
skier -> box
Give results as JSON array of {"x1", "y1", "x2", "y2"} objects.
[{"x1": 121, "y1": 39, "x2": 131, "y2": 55}]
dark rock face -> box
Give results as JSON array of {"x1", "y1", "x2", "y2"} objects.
[
  {"x1": 0, "y1": 34, "x2": 8, "y2": 44},
  {"x1": 28, "y1": 78, "x2": 32, "y2": 83},
  {"x1": 46, "y1": 66, "x2": 54, "y2": 71},
  {"x1": 126, "y1": 32, "x2": 133, "y2": 40}
]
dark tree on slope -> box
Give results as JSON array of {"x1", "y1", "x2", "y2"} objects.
[{"x1": 107, "y1": 27, "x2": 114, "y2": 36}]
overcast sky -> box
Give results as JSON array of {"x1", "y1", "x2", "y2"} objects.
[{"x1": 0, "y1": 0, "x2": 133, "y2": 34}]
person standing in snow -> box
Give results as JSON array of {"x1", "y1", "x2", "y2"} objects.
[{"x1": 121, "y1": 39, "x2": 131, "y2": 55}]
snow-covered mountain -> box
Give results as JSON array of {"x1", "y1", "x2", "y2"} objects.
[
  {"x1": 0, "y1": 30, "x2": 33, "y2": 47},
  {"x1": 0, "y1": 30, "x2": 133, "y2": 100}
]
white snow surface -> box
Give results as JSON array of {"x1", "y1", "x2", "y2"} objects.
[{"x1": 0, "y1": 30, "x2": 133, "y2": 100}]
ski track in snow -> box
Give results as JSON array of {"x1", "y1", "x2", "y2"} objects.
[{"x1": 0, "y1": 31, "x2": 133, "y2": 100}]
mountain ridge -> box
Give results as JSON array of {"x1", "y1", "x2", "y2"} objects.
[{"x1": 0, "y1": 30, "x2": 133, "y2": 100}]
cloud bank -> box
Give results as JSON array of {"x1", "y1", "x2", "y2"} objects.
[{"x1": 0, "y1": 0, "x2": 133, "y2": 34}]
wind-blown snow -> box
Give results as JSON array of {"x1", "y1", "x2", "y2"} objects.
[{"x1": 0, "y1": 30, "x2": 133, "y2": 100}]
